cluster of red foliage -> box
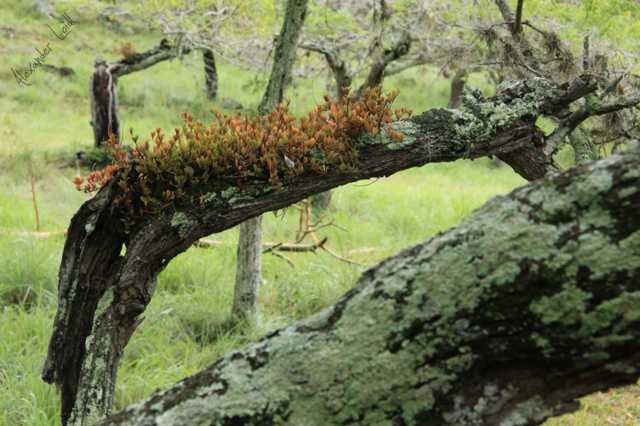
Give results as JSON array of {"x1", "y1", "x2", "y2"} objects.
[{"x1": 74, "y1": 87, "x2": 410, "y2": 214}]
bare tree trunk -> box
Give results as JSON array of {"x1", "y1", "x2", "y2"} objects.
[
  {"x1": 203, "y1": 48, "x2": 218, "y2": 100},
  {"x1": 99, "y1": 152, "x2": 640, "y2": 425},
  {"x1": 231, "y1": 217, "x2": 263, "y2": 318},
  {"x1": 233, "y1": 0, "x2": 309, "y2": 320},
  {"x1": 90, "y1": 59, "x2": 119, "y2": 147}
]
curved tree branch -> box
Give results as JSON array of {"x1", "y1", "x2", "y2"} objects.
[{"x1": 100, "y1": 151, "x2": 640, "y2": 425}]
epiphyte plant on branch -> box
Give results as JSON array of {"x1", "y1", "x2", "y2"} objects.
[{"x1": 74, "y1": 87, "x2": 409, "y2": 224}]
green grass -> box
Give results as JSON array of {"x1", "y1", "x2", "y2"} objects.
[{"x1": 0, "y1": 1, "x2": 637, "y2": 425}]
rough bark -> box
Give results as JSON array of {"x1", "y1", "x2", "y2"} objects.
[
  {"x1": 100, "y1": 151, "x2": 640, "y2": 425},
  {"x1": 44, "y1": 74, "x2": 614, "y2": 424},
  {"x1": 41, "y1": 182, "x2": 126, "y2": 424},
  {"x1": 233, "y1": 0, "x2": 309, "y2": 320},
  {"x1": 90, "y1": 60, "x2": 120, "y2": 147},
  {"x1": 203, "y1": 49, "x2": 218, "y2": 100}
]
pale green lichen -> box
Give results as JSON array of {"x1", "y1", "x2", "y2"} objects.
[
  {"x1": 452, "y1": 78, "x2": 559, "y2": 142},
  {"x1": 170, "y1": 212, "x2": 193, "y2": 238},
  {"x1": 530, "y1": 283, "x2": 592, "y2": 326},
  {"x1": 384, "y1": 121, "x2": 419, "y2": 150}
]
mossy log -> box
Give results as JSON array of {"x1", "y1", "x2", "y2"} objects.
[
  {"x1": 99, "y1": 152, "x2": 640, "y2": 425},
  {"x1": 44, "y1": 75, "x2": 613, "y2": 425}
]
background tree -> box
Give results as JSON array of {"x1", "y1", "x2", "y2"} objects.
[{"x1": 233, "y1": 0, "x2": 310, "y2": 320}]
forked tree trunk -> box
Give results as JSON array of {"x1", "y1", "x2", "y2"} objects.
[
  {"x1": 100, "y1": 152, "x2": 640, "y2": 425},
  {"x1": 44, "y1": 74, "x2": 617, "y2": 425},
  {"x1": 203, "y1": 48, "x2": 218, "y2": 100},
  {"x1": 90, "y1": 39, "x2": 183, "y2": 147},
  {"x1": 233, "y1": 0, "x2": 309, "y2": 320}
]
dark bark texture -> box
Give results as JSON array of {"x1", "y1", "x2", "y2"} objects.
[
  {"x1": 90, "y1": 60, "x2": 120, "y2": 147},
  {"x1": 44, "y1": 74, "x2": 611, "y2": 424},
  {"x1": 99, "y1": 151, "x2": 640, "y2": 425}
]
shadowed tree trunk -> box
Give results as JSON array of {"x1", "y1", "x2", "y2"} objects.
[
  {"x1": 354, "y1": 33, "x2": 411, "y2": 99},
  {"x1": 43, "y1": 74, "x2": 638, "y2": 425},
  {"x1": 232, "y1": 0, "x2": 309, "y2": 320},
  {"x1": 99, "y1": 152, "x2": 640, "y2": 425},
  {"x1": 203, "y1": 48, "x2": 218, "y2": 100}
]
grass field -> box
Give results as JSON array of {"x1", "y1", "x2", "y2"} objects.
[{"x1": 0, "y1": 2, "x2": 638, "y2": 425}]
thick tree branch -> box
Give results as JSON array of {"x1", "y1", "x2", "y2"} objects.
[{"x1": 100, "y1": 151, "x2": 640, "y2": 425}]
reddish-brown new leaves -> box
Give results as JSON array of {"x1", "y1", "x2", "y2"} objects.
[{"x1": 74, "y1": 87, "x2": 410, "y2": 217}]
